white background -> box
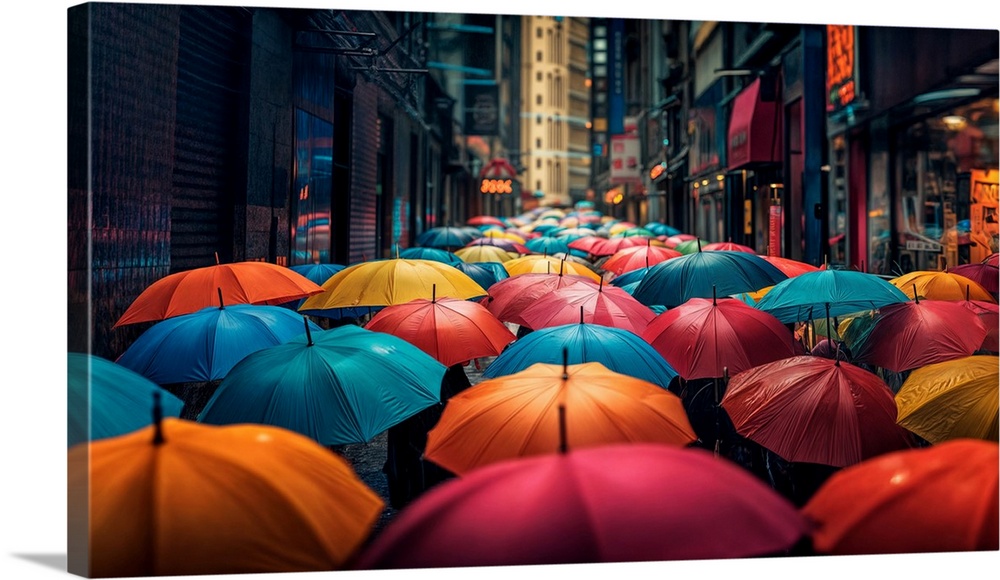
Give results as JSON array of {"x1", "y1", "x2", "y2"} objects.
[{"x1": 3, "y1": 1, "x2": 998, "y2": 579}]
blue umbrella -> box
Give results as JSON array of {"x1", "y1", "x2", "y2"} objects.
[
  {"x1": 115, "y1": 303, "x2": 323, "y2": 384},
  {"x1": 644, "y1": 222, "x2": 682, "y2": 237},
  {"x1": 399, "y1": 246, "x2": 464, "y2": 266},
  {"x1": 290, "y1": 263, "x2": 347, "y2": 286},
  {"x1": 632, "y1": 251, "x2": 788, "y2": 309},
  {"x1": 415, "y1": 227, "x2": 479, "y2": 250},
  {"x1": 198, "y1": 325, "x2": 447, "y2": 445},
  {"x1": 610, "y1": 267, "x2": 651, "y2": 288},
  {"x1": 753, "y1": 269, "x2": 911, "y2": 324},
  {"x1": 482, "y1": 321, "x2": 678, "y2": 389},
  {"x1": 452, "y1": 261, "x2": 509, "y2": 290},
  {"x1": 525, "y1": 236, "x2": 571, "y2": 255},
  {"x1": 68, "y1": 352, "x2": 184, "y2": 447}
]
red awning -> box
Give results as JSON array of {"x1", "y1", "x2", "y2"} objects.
[
  {"x1": 727, "y1": 78, "x2": 781, "y2": 170},
  {"x1": 479, "y1": 158, "x2": 518, "y2": 179}
]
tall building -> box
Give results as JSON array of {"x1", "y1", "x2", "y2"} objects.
[{"x1": 519, "y1": 15, "x2": 590, "y2": 209}]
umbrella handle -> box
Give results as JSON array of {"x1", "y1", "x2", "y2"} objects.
[{"x1": 558, "y1": 404, "x2": 568, "y2": 454}]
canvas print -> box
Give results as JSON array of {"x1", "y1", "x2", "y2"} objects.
[{"x1": 66, "y1": 1, "x2": 999, "y2": 577}]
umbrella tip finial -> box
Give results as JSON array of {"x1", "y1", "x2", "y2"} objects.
[
  {"x1": 562, "y1": 347, "x2": 569, "y2": 380},
  {"x1": 697, "y1": 237, "x2": 702, "y2": 252},
  {"x1": 432, "y1": 284, "x2": 437, "y2": 303},
  {"x1": 214, "y1": 251, "x2": 220, "y2": 265},
  {"x1": 966, "y1": 284, "x2": 970, "y2": 302},
  {"x1": 712, "y1": 284, "x2": 717, "y2": 305},
  {"x1": 913, "y1": 284, "x2": 919, "y2": 303},
  {"x1": 152, "y1": 391, "x2": 164, "y2": 445},
  {"x1": 217, "y1": 287, "x2": 224, "y2": 309},
  {"x1": 558, "y1": 404, "x2": 568, "y2": 454},
  {"x1": 303, "y1": 316, "x2": 314, "y2": 346}
]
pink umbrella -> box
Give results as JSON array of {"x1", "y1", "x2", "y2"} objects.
[
  {"x1": 517, "y1": 279, "x2": 656, "y2": 335},
  {"x1": 949, "y1": 263, "x2": 999, "y2": 294},
  {"x1": 601, "y1": 244, "x2": 683, "y2": 275},
  {"x1": 702, "y1": 241, "x2": 756, "y2": 253},
  {"x1": 485, "y1": 272, "x2": 598, "y2": 326}
]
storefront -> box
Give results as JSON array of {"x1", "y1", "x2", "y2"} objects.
[{"x1": 688, "y1": 78, "x2": 729, "y2": 243}]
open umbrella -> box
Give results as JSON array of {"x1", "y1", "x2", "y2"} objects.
[
  {"x1": 948, "y1": 262, "x2": 999, "y2": 294},
  {"x1": 114, "y1": 259, "x2": 324, "y2": 327},
  {"x1": 802, "y1": 439, "x2": 999, "y2": 555},
  {"x1": 644, "y1": 222, "x2": 682, "y2": 237},
  {"x1": 754, "y1": 269, "x2": 910, "y2": 324},
  {"x1": 632, "y1": 250, "x2": 788, "y2": 309},
  {"x1": 894, "y1": 355, "x2": 999, "y2": 444},
  {"x1": 115, "y1": 300, "x2": 323, "y2": 384},
  {"x1": 850, "y1": 297, "x2": 987, "y2": 373},
  {"x1": 568, "y1": 235, "x2": 647, "y2": 257},
  {"x1": 467, "y1": 215, "x2": 506, "y2": 227},
  {"x1": 483, "y1": 321, "x2": 678, "y2": 389},
  {"x1": 721, "y1": 356, "x2": 915, "y2": 467},
  {"x1": 364, "y1": 292, "x2": 515, "y2": 367},
  {"x1": 451, "y1": 261, "x2": 509, "y2": 290},
  {"x1": 703, "y1": 241, "x2": 756, "y2": 253},
  {"x1": 524, "y1": 236, "x2": 571, "y2": 255},
  {"x1": 463, "y1": 236, "x2": 531, "y2": 255},
  {"x1": 985, "y1": 252, "x2": 999, "y2": 267},
  {"x1": 297, "y1": 258, "x2": 486, "y2": 311},
  {"x1": 601, "y1": 243, "x2": 683, "y2": 275},
  {"x1": 289, "y1": 262, "x2": 346, "y2": 286},
  {"x1": 70, "y1": 415, "x2": 384, "y2": 576},
  {"x1": 641, "y1": 292, "x2": 798, "y2": 381},
  {"x1": 502, "y1": 254, "x2": 603, "y2": 282},
  {"x1": 889, "y1": 270, "x2": 995, "y2": 302},
  {"x1": 355, "y1": 444, "x2": 810, "y2": 568},
  {"x1": 398, "y1": 246, "x2": 464, "y2": 266},
  {"x1": 425, "y1": 360, "x2": 696, "y2": 475},
  {"x1": 414, "y1": 226, "x2": 479, "y2": 250},
  {"x1": 454, "y1": 243, "x2": 517, "y2": 264},
  {"x1": 484, "y1": 271, "x2": 599, "y2": 326},
  {"x1": 962, "y1": 299, "x2": 1000, "y2": 352},
  {"x1": 757, "y1": 255, "x2": 822, "y2": 278},
  {"x1": 68, "y1": 353, "x2": 184, "y2": 447},
  {"x1": 516, "y1": 279, "x2": 656, "y2": 335},
  {"x1": 198, "y1": 324, "x2": 447, "y2": 445}
]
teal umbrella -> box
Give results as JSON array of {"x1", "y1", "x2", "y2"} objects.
[
  {"x1": 452, "y1": 261, "x2": 509, "y2": 290},
  {"x1": 198, "y1": 325, "x2": 447, "y2": 445},
  {"x1": 632, "y1": 251, "x2": 787, "y2": 309},
  {"x1": 399, "y1": 246, "x2": 464, "y2": 266},
  {"x1": 482, "y1": 321, "x2": 678, "y2": 389},
  {"x1": 68, "y1": 352, "x2": 184, "y2": 447},
  {"x1": 754, "y1": 269, "x2": 910, "y2": 325},
  {"x1": 525, "y1": 236, "x2": 571, "y2": 255},
  {"x1": 415, "y1": 227, "x2": 479, "y2": 250}
]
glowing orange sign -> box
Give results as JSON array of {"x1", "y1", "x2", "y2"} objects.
[
  {"x1": 480, "y1": 178, "x2": 514, "y2": 194},
  {"x1": 826, "y1": 25, "x2": 857, "y2": 111}
]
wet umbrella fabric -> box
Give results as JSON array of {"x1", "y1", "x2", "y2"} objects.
[
  {"x1": 721, "y1": 356, "x2": 915, "y2": 467},
  {"x1": 753, "y1": 269, "x2": 910, "y2": 324},
  {"x1": 424, "y1": 362, "x2": 696, "y2": 475},
  {"x1": 516, "y1": 280, "x2": 656, "y2": 335},
  {"x1": 115, "y1": 304, "x2": 323, "y2": 384},
  {"x1": 802, "y1": 439, "x2": 999, "y2": 555},
  {"x1": 70, "y1": 417, "x2": 384, "y2": 576},
  {"x1": 355, "y1": 444, "x2": 810, "y2": 568},
  {"x1": 632, "y1": 250, "x2": 788, "y2": 309},
  {"x1": 894, "y1": 355, "x2": 999, "y2": 444},
  {"x1": 641, "y1": 296, "x2": 798, "y2": 380},
  {"x1": 67, "y1": 353, "x2": 184, "y2": 447},
  {"x1": 363, "y1": 296, "x2": 515, "y2": 367},
  {"x1": 198, "y1": 325, "x2": 446, "y2": 445},
  {"x1": 483, "y1": 322, "x2": 678, "y2": 389}
]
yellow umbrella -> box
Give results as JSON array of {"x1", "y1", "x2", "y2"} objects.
[
  {"x1": 890, "y1": 270, "x2": 995, "y2": 302},
  {"x1": 70, "y1": 416, "x2": 383, "y2": 577},
  {"x1": 481, "y1": 229, "x2": 527, "y2": 244},
  {"x1": 503, "y1": 255, "x2": 602, "y2": 282},
  {"x1": 455, "y1": 244, "x2": 516, "y2": 264},
  {"x1": 299, "y1": 258, "x2": 486, "y2": 310},
  {"x1": 895, "y1": 355, "x2": 999, "y2": 443}
]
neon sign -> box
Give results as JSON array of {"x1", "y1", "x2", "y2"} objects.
[{"x1": 826, "y1": 25, "x2": 857, "y2": 111}]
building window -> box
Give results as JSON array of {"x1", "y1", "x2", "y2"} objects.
[
  {"x1": 536, "y1": 159, "x2": 542, "y2": 169},
  {"x1": 536, "y1": 27, "x2": 543, "y2": 38},
  {"x1": 536, "y1": 71, "x2": 542, "y2": 82},
  {"x1": 536, "y1": 138, "x2": 542, "y2": 148},
  {"x1": 536, "y1": 94, "x2": 542, "y2": 105},
  {"x1": 536, "y1": 51, "x2": 542, "y2": 62},
  {"x1": 292, "y1": 109, "x2": 334, "y2": 265}
]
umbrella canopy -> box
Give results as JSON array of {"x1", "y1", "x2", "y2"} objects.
[
  {"x1": 985, "y1": 252, "x2": 999, "y2": 267},
  {"x1": 516, "y1": 280, "x2": 656, "y2": 335},
  {"x1": 414, "y1": 226, "x2": 479, "y2": 250},
  {"x1": 643, "y1": 222, "x2": 682, "y2": 237},
  {"x1": 601, "y1": 244, "x2": 683, "y2": 275},
  {"x1": 524, "y1": 236, "x2": 571, "y2": 255},
  {"x1": 355, "y1": 444, "x2": 810, "y2": 568},
  {"x1": 397, "y1": 246, "x2": 463, "y2": 266},
  {"x1": 894, "y1": 355, "x2": 999, "y2": 444},
  {"x1": 962, "y1": 299, "x2": 1000, "y2": 352},
  {"x1": 68, "y1": 353, "x2": 184, "y2": 447},
  {"x1": 612, "y1": 227, "x2": 656, "y2": 238},
  {"x1": 568, "y1": 235, "x2": 647, "y2": 257},
  {"x1": 483, "y1": 322, "x2": 678, "y2": 389},
  {"x1": 289, "y1": 263, "x2": 347, "y2": 286},
  {"x1": 754, "y1": 269, "x2": 910, "y2": 324},
  {"x1": 485, "y1": 272, "x2": 599, "y2": 326},
  {"x1": 757, "y1": 255, "x2": 822, "y2": 278},
  {"x1": 641, "y1": 295, "x2": 798, "y2": 381},
  {"x1": 850, "y1": 298, "x2": 987, "y2": 373},
  {"x1": 948, "y1": 263, "x2": 999, "y2": 294},
  {"x1": 802, "y1": 439, "x2": 999, "y2": 555},
  {"x1": 609, "y1": 266, "x2": 651, "y2": 287},
  {"x1": 481, "y1": 229, "x2": 526, "y2": 243},
  {"x1": 70, "y1": 417, "x2": 383, "y2": 576},
  {"x1": 889, "y1": 270, "x2": 995, "y2": 302},
  {"x1": 502, "y1": 254, "x2": 603, "y2": 282},
  {"x1": 114, "y1": 260, "x2": 324, "y2": 327},
  {"x1": 364, "y1": 295, "x2": 515, "y2": 367},
  {"x1": 467, "y1": 215, "x2": 506, "y2": 227},
  {"x1": 463, "y1": 236, "x2": 530, "y2": 254},
  {"x1": 115, "y1": 303, "x2": 323, "y2": 384},
  {"x1": 198, "y1": 325, "x2": 447, "y2": 445},
  {"x1": 451, "y1": 261, "x2": 509, "y2": 290},
  {"x1": 632, "y1": 250, "x2": 788, "y2": 309},
  {"x1": 721, "y1": 356, "x2": 915, "y2": 467},
  {"x1": 673, "y1": 238, "x2": 704, "y2": 254},
  {"x1": 424, "y1": 361, "x2": 696, "y2": 475},
  {"x1": 297, "y1": 258, "x2": 487, "y2": 311},
  {"x1": 702, "y1": 241, "x2": 756, "y2": 253},
  {"x1": 454, "y1": 243, "x2": 517, "y2": 264}
]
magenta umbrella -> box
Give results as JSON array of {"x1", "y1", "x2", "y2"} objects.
[
  {"x1": 516, "y1": 279, "x2": 656, "y2": 335},
  {"x1": 948, "y1": 263, "x2": 999, "y2": 294},
  {"x1": 641, "y1": 294, "x2": 799, "y2": 381},
  {"x1": 851, "y1": 298, "x2": 987, "y2": 373},
  {"x1": 353, "y1": 444, "x2": 811, "y2": 569}
]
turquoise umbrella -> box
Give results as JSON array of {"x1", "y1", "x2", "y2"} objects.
[
  {"x1": 525, "y1": 236, "x2": 571, "y2": 255},
  {"x1": 290, "y1": 263, "x2": 346, "y2": 286},
  {"x1": 399, "y1": 246, "x2": 464, "y2": 266},
  {"x1": 482, "y1": 321, "x2": 678, "y2": 389},
  {"x1": 198, "y1": 325, "x2": 446, "y2": 445},
  {"x1": 452, "y1": 261, "x2": 509, "y2": 290},
  {"x1": 68, "y1": 352, "x2": 184, "y2": 447},
  {"x1": 754, "y1": 269, "x2": 910, "y2": 324},
  {"x1": 415, "y1": 227, "x2": 479, "y2": 251},
  {"x1": 632, "y1": 251, "x2": 787, "y2": 309}
]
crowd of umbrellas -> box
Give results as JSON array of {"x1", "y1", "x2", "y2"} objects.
[{"x1": 68, "y1": 203, "x2": 1000, "y2": 576}]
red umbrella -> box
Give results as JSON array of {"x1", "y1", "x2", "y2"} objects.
[
  {"x1": 720, "y1": 356, "x2": 915, "y2": 467},
  {"x1": 802, "y1": 439, "x2": 999, "y2": 555},
  {"x1": 484, "y1": 272, "x2": 598, "y2": 326},
  {"x1": 354, "y1": 443, "x2": 811, "y2": 568},
  {"x1": 962, "y1": 299, "x2": 999, "y2": 352},
  {"x1": 568, "y1": 235, "x2": 647, "y2": 257},
  {"x1": 984, "y1": 252, "x2": 999, "y2": 267},
  {"x1": 363, "y1": 293, "x2": 516, "y2": 367},
  {"x1": 641, "y1": 295, "x2": 798, "y2": 381},
  {"x1": 516, "y1": 279, "x2": 656, "y2": 335},
  {"x1": 463, "y1": 237, "x2": 530, "y2": 255},
  {"x1": 757, "y1": 255, "x2": 823, "y2": 278},
  {"x1": 601, "y1": 244, "x2": 683, "y2": 275},
  {"x1": 666, "y1": 233, "x2": 697, "y2": 246},
  {"x1": 851, "y1": 298, "x2": 987, "y2": 372},
  {"x1": 949, "y1": 263, "x2": 999, "y2": 293},
  {"x1": 467, "y1": 215, "x2": 506, "y2": 227},
  {"x1": 702, "y1": 241, "x2": 756, "y2": 253}
]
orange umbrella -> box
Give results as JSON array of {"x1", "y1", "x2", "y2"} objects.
[
  {"x1": 364, "y1": 294, "x2": 516, "y2": 367},
  {"x1": 503, "y1": 255, "x2": 602, "y2": 282},
  {"x1": 802, "y1": 439, "x2": 999, "y2": 555},
  {"x1": 602, "y1": 243, "x2": 683, "y2": 275},
  {"x1": 69, "y1": 414, "x2": 384, "y2": 577},
  {"x1": 114, "y1": 260, "x2": 324, "y2": 327},
  {"x1": 889, "y1": 270, "x2": 995, "y2": 302},
  {"x1": 424, "y1": 360, "x2": 697, "y2": 475},
  {"x1": 757, "y1": 255, "x2": 822, "y2": 278}
]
